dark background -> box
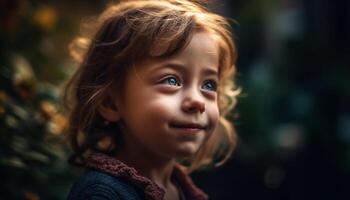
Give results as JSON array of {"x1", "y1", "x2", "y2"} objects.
[
  {"x1": 193, "y1": 0, "x2": 350, "y2": 199},
  {"x1": 1, "y1": 0, "x2": 349, "y2": 199}
]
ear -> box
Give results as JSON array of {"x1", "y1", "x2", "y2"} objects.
[{"x1": 98, "y1": 97, "x2": 121, "y2": 122}]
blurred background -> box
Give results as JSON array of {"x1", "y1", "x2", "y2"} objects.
[{"x1": 0, "y1": 0, "x2": 349, "y2": 199}]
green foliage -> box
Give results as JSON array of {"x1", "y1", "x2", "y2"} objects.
[{"x1": 0, "y1": 1, "x2": 77, "y2": 199}]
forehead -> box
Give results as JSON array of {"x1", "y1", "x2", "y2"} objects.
[
  {"x1": 176, "y1": 31, "x2": 219, "y2": 64},
  {"x1": 141, "y1": 31, "x2": 220, "y2": 71}
]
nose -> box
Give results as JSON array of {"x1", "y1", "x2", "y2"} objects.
[{"x1": 181, "y1": 89, "x2": 205, "y2": 114}]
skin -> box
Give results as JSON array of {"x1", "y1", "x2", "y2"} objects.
[{"x1": 99, "y1": 31, "x2": 220, "y2": 200}]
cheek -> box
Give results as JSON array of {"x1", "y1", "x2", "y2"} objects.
[
  {"x1": 142, "y1": 96, "x2": 179, "y2": 121},
  {"x1": 207, "y1": 102, "x2": 220, "y2": 130},
  {"x1": 126, "y1": 93, "x2": 180, "y2": 126}
]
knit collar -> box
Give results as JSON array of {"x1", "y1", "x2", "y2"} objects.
[{"x1": 86, "y1": 152, "x2": 208, "y2": 200}]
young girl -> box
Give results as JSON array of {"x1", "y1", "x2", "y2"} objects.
[{"x1": 65, "y1": 0, "x2": 239, "y2": 199}]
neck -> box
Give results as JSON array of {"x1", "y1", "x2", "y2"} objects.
[{"x1": 114, "y1": 143, "x2": 177, "y2": 189}]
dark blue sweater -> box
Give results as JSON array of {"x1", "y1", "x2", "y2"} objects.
[
  {"x1": 67, "y1": 170, "x2": 144, "y2": 200},
  {"x1": 67, "y1": 152, "x2": 208, "y2": 200}
]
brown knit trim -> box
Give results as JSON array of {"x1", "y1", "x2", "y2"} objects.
[
  {"x1": 86, "y1": 152, "x2": 164, "y2": 200},
  {"x1": 85, "y1": 152, "x2": 208, "y2": 200},
  {"x1": 173, "y1": 165, "x2": 208, "y2": 200}
]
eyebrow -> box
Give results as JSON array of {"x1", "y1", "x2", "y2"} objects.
[{"x1": 153, "y1": 62, "x2": 218, "y2": 76}]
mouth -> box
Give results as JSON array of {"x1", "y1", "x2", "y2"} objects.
[{"x1": 169, "y1": 122, "x2": 207, "y2": 130}]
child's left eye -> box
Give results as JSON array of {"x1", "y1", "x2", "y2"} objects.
[{"x1": 202, "y1": 80, "x2": 217, "y2": 91}]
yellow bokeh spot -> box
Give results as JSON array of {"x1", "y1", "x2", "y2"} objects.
[{"x1": 33, "y1": 5, "x2": 58, "y2": 31}]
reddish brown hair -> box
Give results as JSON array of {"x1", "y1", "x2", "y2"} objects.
[{"x1": 64, "y1": 0, "x2": 239, "y2": 172}]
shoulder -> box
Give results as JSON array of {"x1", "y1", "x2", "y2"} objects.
[{"x1": 67, "y1": 170, "x2": 143, "y2": 200}]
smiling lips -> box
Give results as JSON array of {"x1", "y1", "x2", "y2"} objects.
[{"x1": 169, "y1": 122, "x2": 207, "y2": 133}]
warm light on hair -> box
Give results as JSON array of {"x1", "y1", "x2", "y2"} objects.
[{"x1": 63, "y1": 0, "x2": 240, "y2": 173}]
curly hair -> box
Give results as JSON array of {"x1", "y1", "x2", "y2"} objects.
[{"x1": 63, "y1": 0, "x2": 239, "y2": 172}]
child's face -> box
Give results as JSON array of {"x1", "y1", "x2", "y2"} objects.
[{"x1": 116, "y1": 32, "x2": 220, "y2": 160}]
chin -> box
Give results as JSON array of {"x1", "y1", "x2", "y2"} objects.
[{"x1": 173, "y1": 143, "x2": 201, "y2": 158}]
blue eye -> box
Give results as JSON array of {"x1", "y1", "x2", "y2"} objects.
[
  {"x1": 202, "y1": 80, "x2": 217, "y2": 91},
  {"x1": 161, "y1": 76, "x2": 180, "y2": 86}
]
